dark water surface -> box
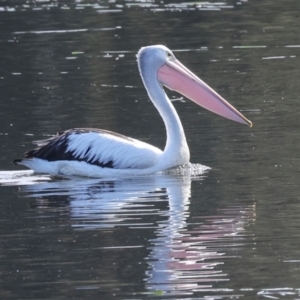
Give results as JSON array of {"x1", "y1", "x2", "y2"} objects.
[{"x1": 1, "y1": 0, "x2": 300, "y2": 299}]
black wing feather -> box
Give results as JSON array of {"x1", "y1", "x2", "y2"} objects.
[{"x1": 18, "y1": 128, "x2": 128, "y2": 169}]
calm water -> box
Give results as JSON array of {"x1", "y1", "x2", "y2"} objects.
[{"x1": 1, "y1": 0, "x2": 300, "y2": 299}]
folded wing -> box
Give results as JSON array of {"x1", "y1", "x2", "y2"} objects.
[{"x1": 24, "y1": 128, "x2": 162, "y2": 169}]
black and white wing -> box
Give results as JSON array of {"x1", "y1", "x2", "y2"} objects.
[{"x1": 14, "y1": 128, "x2": 162, "y2": 169}]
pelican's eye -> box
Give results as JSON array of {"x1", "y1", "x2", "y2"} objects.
[{"x1": 166, "y1": 51, "x2": 174, "y2": 60}]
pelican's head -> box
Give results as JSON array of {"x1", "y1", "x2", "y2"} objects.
[
  {"x1": 137, "y1": 45, "x2": 173, "y2": 76},
  {"x1": 137, "y1": 45, "x2": 252, "y2": 127}
]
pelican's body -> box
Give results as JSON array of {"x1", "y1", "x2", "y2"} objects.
[{"x1": 13, "y1": 45, "x2": 251, "y2": 177}]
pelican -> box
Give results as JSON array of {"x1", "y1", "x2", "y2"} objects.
[{"x1": 13, "y1": 45, "x2": 252, "y2": 177}]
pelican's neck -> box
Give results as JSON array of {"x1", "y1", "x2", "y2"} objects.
[{"x1": 139, "y1": 65, "x2": 190, "y2": 167}]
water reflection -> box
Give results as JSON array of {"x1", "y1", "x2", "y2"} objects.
[
  {"x1": 17, "y1": 171, "x2": 204, "y2": 229},
  {"x1": 1, "y1": 171, "x2": 256, "y2": 297},
  {"x1": 146, "y1": 189, "x2": 255, "y2": 296}
]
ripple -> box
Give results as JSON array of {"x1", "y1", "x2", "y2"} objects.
[
  {"x1": 0, "y1": 0, "x2": 247, "y2": 13},
  {"x1": 0, "y1": 170, "x2": 51, "y2": 185}
]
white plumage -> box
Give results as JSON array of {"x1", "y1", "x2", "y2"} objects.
[
  {"x1": 13, "y1": 45, "x2": 251, "y2": 177},
  {"x1": 66, "y1": 131, "x2": 162, "y2": 169}
]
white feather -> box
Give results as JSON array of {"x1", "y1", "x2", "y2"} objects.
[{"x1": 66, "y1": 132, "x2": 162, "y2": 169}]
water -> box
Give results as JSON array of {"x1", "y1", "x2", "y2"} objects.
[{"x1": 1, "y1": 0, "x2": 300, "y2": 298}]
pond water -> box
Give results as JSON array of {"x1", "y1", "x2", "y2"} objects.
[{"x1": 1, "y1": 0, "x2": 300, "y2": 299}]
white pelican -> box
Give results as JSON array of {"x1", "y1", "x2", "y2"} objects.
[{"x1": 13, "y1": 45, "x2": 252, "y2": 177}]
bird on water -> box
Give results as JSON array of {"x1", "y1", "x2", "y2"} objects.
[{"x1": 13, "y1": 45, "x2": 252, "y2": 177}]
